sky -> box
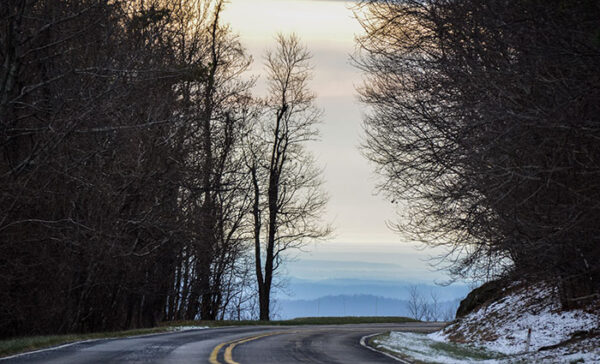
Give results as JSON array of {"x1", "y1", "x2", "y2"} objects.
[{"x1": 221, "y1": 0, "x2": 453, "y2": 284}]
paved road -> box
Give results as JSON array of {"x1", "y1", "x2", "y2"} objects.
[{"x1": 2, "y1": 322, "x2": 445, "y2": 364}]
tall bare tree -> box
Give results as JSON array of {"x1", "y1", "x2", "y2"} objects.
[{"x1": 247, "y1": 34, "x2": 331, "y2": 320}]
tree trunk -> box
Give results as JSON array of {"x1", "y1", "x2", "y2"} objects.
[{"x1": 258, "y1": 282, "x2": 270, "y2": 321}]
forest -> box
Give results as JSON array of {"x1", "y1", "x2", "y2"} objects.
[
  {"x1": 0, "y1": 0, "x2": 330, "y2": 337},
  {"x1": 2, "y1": 0, "x2": 599, "y2": 339}
]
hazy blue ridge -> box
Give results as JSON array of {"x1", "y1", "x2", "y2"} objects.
[
  {"x1": 277, "y1": 277, "x2": 471, "y2": 301},
  {"x1": 275, "y1": 294, "x2": 462, "y2": 320}
]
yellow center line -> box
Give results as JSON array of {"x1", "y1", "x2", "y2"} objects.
[
  {"x1": 209, "y1": 332, "x2": 284, "y2": 364},
  {"x1": 209, "y1": 342, "x2": 227, "y2": 364}
]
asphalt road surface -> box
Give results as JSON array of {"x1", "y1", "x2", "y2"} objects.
[{"x1": 2, "y1": 322, "x2": 445, "y2": 364}]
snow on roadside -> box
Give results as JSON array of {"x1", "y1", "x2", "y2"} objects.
[
  {"x1": 170, "y1": 326, "x2": 209, "y2": 331},
  {"x1": 421, "y1": 282, "x2": 600, "y2": 363},
  {"x1": 427, "y1": 283, "x2": 599, "y2": 355},
  {"x1": 375, "y1": 282, "x2": 599, "y2": 363},
  {"x1": 373, "y1": 332, "x2": 504, "y2": 363}
]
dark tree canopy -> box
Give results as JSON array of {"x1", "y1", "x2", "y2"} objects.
[
  {"x1": 0, "y1": 0, "x2": 250, "y2": 336},
  {"x1": 357, "y1": 0, "x2": 600, "y2": 304},
  {"x1": 0, "y1": 0, "x2": 330, "y2": 337}
]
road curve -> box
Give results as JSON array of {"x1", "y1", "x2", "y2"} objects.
[{"x1": 2, "y1": 322, "x2": 444, "y2": 364}]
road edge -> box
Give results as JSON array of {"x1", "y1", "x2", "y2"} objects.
[
  {"x1": 0, "y1": 327, "x2": 209, "y2": 361},
  {"x1": 359, "y1": 332, "x2": 412, "y2": 364}
]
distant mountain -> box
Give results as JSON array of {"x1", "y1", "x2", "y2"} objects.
[
  {"x1": 283, "y1": 258, "x2": 439, "y2": 282},
  {"x1": 276, "y1": 277, "x2": 471, "y2": 302},
  {"x1": 275, "y1": 294, "x2": 461, "y2": 320}
]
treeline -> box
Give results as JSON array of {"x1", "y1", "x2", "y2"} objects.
[
  {"x1": 0, "y1": 0, "x2": 328, "y2": 337},
  {"x1": 357, "y1": 0, "x2": 600, "y2": 306}
]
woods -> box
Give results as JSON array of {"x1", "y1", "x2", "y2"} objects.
[
  {"x1": 3, "y1": 0, "x2": 598, "y2": 342},
  {"x1": 0, "y1": 0, "x2": 328, "y2": 337},
  {"x1": 357, "y1": 0, "x2": 600, "y2": 305}
]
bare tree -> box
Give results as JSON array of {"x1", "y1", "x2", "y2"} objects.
[
  {"x1": 155, "y1": 0, "x2": 254, "y2": 322},
  {"x1": 406, "y1": 286, "x2": 427, "y2": 321},
  {"x1": 356, "y1": 0, "x2": 600, "y2": 304},
  {"x1": 246, "y1": 34, "x2": 331, "y2": 320},
  {"x1": 425, "y1": 290, "x2": 440, "y2": 322}
]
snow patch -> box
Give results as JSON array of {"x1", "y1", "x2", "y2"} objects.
[
  {"x1": 374, "y1": 332, "x2": 504, "y2": 363},
  {"x1": 420, "y1": 282, "x2": 600, "y2": 363},
  {"x1": 170, "y1": 326, "x2": 209, "y2": 331},
  {"x1": 428, "y1": 283, "x2": 599, "y2": 355}
]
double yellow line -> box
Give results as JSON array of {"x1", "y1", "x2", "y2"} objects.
[{"x1": 209, "y1": 332, "x2": 282, "y2": 364}]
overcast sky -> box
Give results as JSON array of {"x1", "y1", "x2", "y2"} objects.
[{"x1": 222, "y1": 0, "x2": 452, "y2": 283}]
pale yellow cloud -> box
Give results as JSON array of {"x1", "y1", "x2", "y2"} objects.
[{"x1": 222, "y1": 0, "x2": 362, "y2": 45}]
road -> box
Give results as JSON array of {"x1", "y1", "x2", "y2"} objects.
[{"x1": 2, "y1": 322, "x2": 445, "y2": 364}]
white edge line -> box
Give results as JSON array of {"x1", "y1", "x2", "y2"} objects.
[
  {"x1": 360, "y1": 332, "x2": 412, "y2": 364},
  {"x1": 0, "y1": 338, "x2": 100, "y2": 361},
  {"x1": 0, "y1": 326, "x2": 209, "y2": 361}
]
